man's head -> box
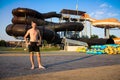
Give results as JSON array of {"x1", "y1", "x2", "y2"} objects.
[{"x1": 31, "y1": 20, "x2": 37, "y2": 28}]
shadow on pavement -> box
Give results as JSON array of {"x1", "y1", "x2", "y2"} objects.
[{"x1": 45, "y1": 54, "x2": 95, "y2": 68}]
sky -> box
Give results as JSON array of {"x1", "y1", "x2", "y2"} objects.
[{"x1": 0, "y1": 0, "x2": 120, "y2": 41}]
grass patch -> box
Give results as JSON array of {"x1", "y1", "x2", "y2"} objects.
[
  {"x1": 0, "y1": 47, "x2": 25, "y2": 51},
  {"x1": 0, "y1": 46, "x2": 61, "y2": 52},
  {"x1": 40, "y1": 46, "x2": 60, "y2": 51}
]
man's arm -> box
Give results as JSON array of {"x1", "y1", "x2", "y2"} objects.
[
  {"x1": 24, "y1": 30, "x2": 30, "y2": 44},
  {"x1": 37, "y1": 30, "x2": 42, "y2": 45}
]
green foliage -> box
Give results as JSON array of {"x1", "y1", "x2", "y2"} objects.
[
  {"x1": 110, "y1": 35, "x2": 117, "y2": 38},
  {"x1": 91, "y1": 34, "x2": 99, "y2": 39},
  {"x1": 42, "y1": 40, "x2": 48, "y2": 46},
  {"x1": 81, "y1": 35, "x2": 89, "y2": 39},
  {"x1": 0, "y1": 40, "x2": 6, "y2": 46}
]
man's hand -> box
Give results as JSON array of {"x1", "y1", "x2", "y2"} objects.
[
  {"x1": 37, "y1": 42, "x2": 42, "y2": 47},
  {"x1": 26, "y1": 42, "x2": 31, "y2": 45}
]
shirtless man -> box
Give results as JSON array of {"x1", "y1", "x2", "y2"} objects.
[{"x1": 24, "y1": 21, "x2": 45, "y2": 70}]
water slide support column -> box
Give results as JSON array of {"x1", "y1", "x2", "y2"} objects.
[
  {"x1": 90, "y1": 22, "x2": 92, "y2": 38},
  {"x1": 82, "y1": 20, "x2": 87, "y2": 37},
  {"x1": 104, "y1": 28, "x2": 110, "y2": 38},
  {"x1": 84, "y1": 19, "x2": 87, "y2": 37}
]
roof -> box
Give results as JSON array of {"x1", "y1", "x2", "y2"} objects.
[{"x1": 60, "y1": 9, "x2": 86, "y2": 15}]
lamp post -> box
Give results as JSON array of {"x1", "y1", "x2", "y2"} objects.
[{"x1": 76, "y1": 0, "x2": 79, "y2": 20}]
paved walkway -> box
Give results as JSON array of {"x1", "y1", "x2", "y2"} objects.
[{"x1": 0, "y1": 51, "x2": 120, "y2": 79}]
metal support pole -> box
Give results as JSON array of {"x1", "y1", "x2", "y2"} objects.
[
  {"x1": 90, "y1": 22, "x2": 92, "y2": 38},
  {"x1": 104, "y1": 28, "x2": 110, "y2": 38}
]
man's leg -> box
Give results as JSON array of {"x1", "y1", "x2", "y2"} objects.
[
  {"x1": 30, "y1": 52, "x2": 35, "y2": 69},
  {"x1": 36, "y1": 52, "x2": 45, "y2": 69}
]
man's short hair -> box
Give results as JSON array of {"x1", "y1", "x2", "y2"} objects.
[{"x1": 31, "y1": 20, "x2": 36, "y2": 23}]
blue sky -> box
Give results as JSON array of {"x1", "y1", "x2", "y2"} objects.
[{"x1": 0, "y1": 0, "x2": 120, "y2": 41}]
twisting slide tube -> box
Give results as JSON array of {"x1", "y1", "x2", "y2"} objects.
[
  {"x1": 6, "y1": 7, "x2": 84, "y2": 43},
  {"x1": 12, "y1": 7, "x2": 44, "y2": 20},
  {"x1": 6, "y1": 24, "x2": 60, "y2": 43},
  {"x1": 12, "y1": 16, "x2": 48, "y2": 25}
]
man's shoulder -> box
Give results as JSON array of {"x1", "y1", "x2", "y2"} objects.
[
  {"x1": 36, "y1": 29, "x2": 40, "y2": 32},
  {"x1": 27, "y1": 29, "x2": 32, "y2": 33},
  {"x1": 28, "y1": 29, "x2": 31, "y2": 31}
]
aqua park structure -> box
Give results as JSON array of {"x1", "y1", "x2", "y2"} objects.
[{"x1": 6, "y1": 8, "x2": 120, "y2": 54}]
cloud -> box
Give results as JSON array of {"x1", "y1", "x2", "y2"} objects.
[
  {"x1": 90, "y1": 11, "x2": 119, "y2": 19},
  {"x1": 107, "y1": 13, "x2": 119, "y2": 17},
  {"x1": 90, "y1": 11, "x2": 105, "y2": 19},
  {"x1": 99, "y1": 3, "x2": 112, "y2": 8},
  {"x1": 90, "y1": 3, "x2": 119, "y2": 19}
]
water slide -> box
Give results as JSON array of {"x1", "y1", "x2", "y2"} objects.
[
  {"x1": 81, "y1": 13, "x2": 120, "y2": 27},
  {"x1": 6, "y1": 8, "x2": 119, "y2": 45},
  {"x1": 81, "y1": 13, "x2": 120, "y2": 38},
  {"x1": 6, "y1": 8, "x2": 84, "y2": 43},
  {"x1": 76, "y1": 13, "x2": 120, "y2": 45}
]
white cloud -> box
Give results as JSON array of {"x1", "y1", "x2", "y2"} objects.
[
  {"x1": 90, "y1": 11, "x2": 119, "y2": 19},
  {"x1": 90, "y1": 3, "x2": 119, "y2": 19},
  {"x1": 90, "y1": 11, "x2": 105, "y2": 19},
  {"x1": 99, "y1": 3, "x2": 112, "y2": 8},
  {"x1": 100, "y1": 3, "x2": 107, "y2": 8},
  {"x1": 107, "y1": 13, "x2": 119, "y2": 17},
  {"x1": 96, "y1": 11, "x2": 104, "y2": 15}
]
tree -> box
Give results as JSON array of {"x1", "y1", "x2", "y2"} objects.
[
  {"x1": 110, "y1": 35, "x2": 117, "y2": 38},
  {"x1": 0, "y1": 40, "x2": 6, "y2": 46},
  {"x1": 91, "y1": 34, "x2": 99, "y2": 38},
  {"x1": 81, "y1": 35, "x2": 89, "y2": 39}
]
